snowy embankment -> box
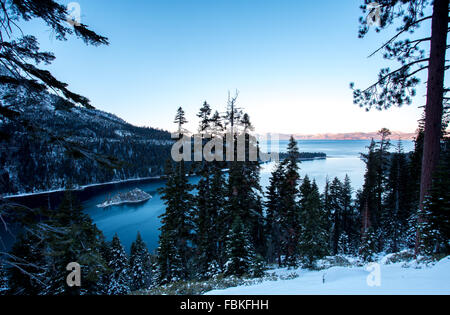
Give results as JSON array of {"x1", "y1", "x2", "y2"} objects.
[{"x1": 206, "y1": 255, "x2": 450, "y2": 295}]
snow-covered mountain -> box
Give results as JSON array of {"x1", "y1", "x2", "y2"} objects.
[{"x1": 0, "y1": 85, "x2": 173, "y2": 196}]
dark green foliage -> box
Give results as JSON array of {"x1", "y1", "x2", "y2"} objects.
[
  {"x1": 129, "y1": 232, "x2": 152, "y2": 291},
  {"x1": 327, "y1": 176, "x2": 359, "y2": 256},
  {"x1": 209, "y1": 163, "x2": 227, "y2": 269},
  {"x1": 174, "y1": 107, "x2": 188, "y2": 132},
  {"x1": 197, "y1": 101, "x2": 212, "y2": 133},
  {"x1": 359, "y1": 228, "x2": 377, "y2": 262},
  {"x1": 279, "y1": 137, "x2": 301, "y2": 267},
  {"x1": 224, "y1": 216, "x2": 258, "y2": 277},
  {"x1": 106, "y1": 234, "x2": 130, "y2": 295},
  {"x1": 352, "y1": 1, "x2": 431, "y2": 111},
  {"x1": 193, "y1": 162, "x2": 222, "y2": 278},
  {"x1": 420, "y1": 139, "x2": 450, "y2": 255},
  {"x1": 157, "y1": 160, "x2": 194, "y2": 284},
  {"x1": 0, "y1": 261, "x2": 7, "y2": 295},
  {"x1": 265, "y1": 162, "x2": 284, "y2": 266},
  {"x1": 42, "y1": 191, "x2": 107, "y2": 295},
  {"x1": 382, "y1": 141, "x2": 414, "y2": 252},
  {"x1": 222, "y1": 110, "x2": 264, "y2": 271},
  {"x1": 6, "y1": 231, "x2": 45, "y2": 295},
  {"x1": 264, "y1": 137, "x2": 303, "y2": 268},
  {"x1": 298, "y1": 178, "x2": 329, "y2": 267},
  {"x1": 329, "y1": 177, "x2": 344, "y2": 255},
  {"x1": 339, "y1": 176, "x2": 360, "y2": 255},
  {"x1": 359, "y1": 130, "x2": 392, "y2": 252},
  {"x1": 6, "y1": 191, "x2": 107, "y2": 295}
]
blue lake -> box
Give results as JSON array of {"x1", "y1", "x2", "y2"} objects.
[
  {"x1": 83, "y1": 140, "x2": 414, "y2": 253},
  {"x1": 1, "y1": 140, "x2": 414, "y2": 253}
]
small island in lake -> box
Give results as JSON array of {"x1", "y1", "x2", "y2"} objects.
[
  {"x1": 97, "y1": 188, "x2": 152, "y2": 208},
  {"x1": 276, "y1": 152, "x2": 327, "y2": 161}
]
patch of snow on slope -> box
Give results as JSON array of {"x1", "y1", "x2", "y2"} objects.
[{"x1": 205, "y1": 255, "x2": 450, "y2": 295}]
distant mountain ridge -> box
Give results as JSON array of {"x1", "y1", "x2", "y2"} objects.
[{"x1": 274, "y1": 131, "x2": 416, "y2": 141}]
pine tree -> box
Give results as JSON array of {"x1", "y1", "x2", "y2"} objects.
[
  {"x1": 359, "y1": 131, "x2": 391, "y2": 254},
  {"x1": 383, "y1": 141, "x2": 412, "y2": 252},
  {"x1": 265, "y1": 162, "x2": 284, "y2": 266},
  {"x1": 359, "y1": 228, "x2": 377, "y2": 262},
  {"x1": 340, "y1": 175, "x2": 358, "y2": 255},
  {"x1": 7, "y1": 230, "x2": 45, "y2": 295},
  {"x1": 174, "y1": 106, "x2": 188, "y2": 133},
  {"x1": 279, "y1": 136, "x2": 301, "y2": 267},
  {"x1": 224, "y1": 216, "x2": 258, "y2": 277},
  {"x1": 129, "y1": 232, "x2": 152, "y2": 291},
  {"x1": 420, "y1": 138, "x2": 450, "y2": 255},
  {"x1": 375, "y1": 129, "x2": 392, "y2": 249},
  {"x1": 106, "y1": 234, "x2": 130, "y2": 295},
  {"x1": 193, "y1": 162, "x2": 222, "y2": 278},
  {"x1": 210, "y1": 110, "x2": 224, "y2": 138},
  {"x1": 223, "y1": 110, "x2": 263, "y2": 269},
  {"x1": 210, "y1": 161, "x2": 227, "y2": 270},
  {"x1": 329, "y1": 177, "x2": 344, "y2": 255},
  {"x1": 157, "y1": 159, "x2": 194, "y2": 283},
  {"x1": 352, "y1": 1, "x2": 449, "y2": 249},
  {"x1": 298, "y1": 179, "x2": 329, "y2": 267},
  {"x1": 42, "y1": 191, "x2": 107, "y2": 295},
  {"x1": 197, "y1": 101, "x2": 212, "y2": 133}
]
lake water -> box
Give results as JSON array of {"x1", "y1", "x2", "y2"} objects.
[{"x1": 3, "y1": 140, "x2": 414, "y2": 253}]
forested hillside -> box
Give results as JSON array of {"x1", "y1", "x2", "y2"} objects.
[{"x1": 0, "y1": 86, "x2": 173, "y2": 195}]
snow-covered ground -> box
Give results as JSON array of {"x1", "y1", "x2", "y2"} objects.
[{"x1": 206, "y1": 255, "x2": 450, "y2": 295}]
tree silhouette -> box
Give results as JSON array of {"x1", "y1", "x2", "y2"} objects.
[{"x1": 351, "y1": 0, "x2": 449, "y2": 254}]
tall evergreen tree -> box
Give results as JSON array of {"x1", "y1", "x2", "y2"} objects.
[
  {"x1": 42, "y1": 191, "x2": 107, "y2": 295},
  {"x1": 359, "y1": 140, "x2": 379, "y2": 257},
  {"x1": 279, "y1": 136, "x2": 301, "y2": 267},
  {"x1": 157, "y1": 108, "x2": 195, "y2": 284},
  {"x1": 359, "y1": 130, "x2": 392, "y2": 254},
  {"x1": 339, "y1": 175, "x2": 359, "y2": 255},
  {"x1": 223, "y1": 109, "x2": 263, "y2": 269},
  {"x1": 197, "y1": 101, "x2": 212, "y2": 133},
  {"x1": 193, "y1": 162, "x2": 221, "y2": 278},
  {"x1": 106, "y1": 234, "x2": 130, "y2": 295},
  {"x1": 419, "y1": 138, "x2": 450, "y2": 255},
  {"x1": 352, "y1": 0, "x2": 449, "y2": 254},
  {"x1": 7, "y1": 231, "x2": 45, "y2": 295},
  {"x1": 265, "y1": 162, "x2": 284, "y2": 266},
  {"x1": 329, "y1": 177, "x2": 344, "y2": 255},
  {"x1": 298, "y1": 178, "x2": 329, "y2": 267},
  {"x1": 383, "y1": 141, "x2": 412, "y2": 252},
  {"x1": 157, "y1": 159, "x2": 194, "y2": 283},
  {"x1": 129, "y1": 232, "x2": 152, "y2": 291},
  {"x1": 174, "y1": 106, "x2": 188, "y2": 133},
  {"x1": 224, "y1": 216, "x2": 258, "y2": 277},
  {"x1": 210, "y1": 161, "x2": 228, "y2": 270}
]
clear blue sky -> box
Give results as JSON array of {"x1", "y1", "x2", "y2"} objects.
[{"x1": 18, "y1": 0, "x2": 431, "y2": 134}]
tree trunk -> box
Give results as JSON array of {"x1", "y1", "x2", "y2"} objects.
[{"x1": 416, "y1": 0, "x2": 449, "y2": 255}]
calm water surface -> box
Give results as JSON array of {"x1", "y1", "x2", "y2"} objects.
[
  {"x1": 2, "y1": 140, "x2": 414, "y2": 252},
  {"x1": 84, "y1": 140, "x2": 414, "y2": 252}
]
